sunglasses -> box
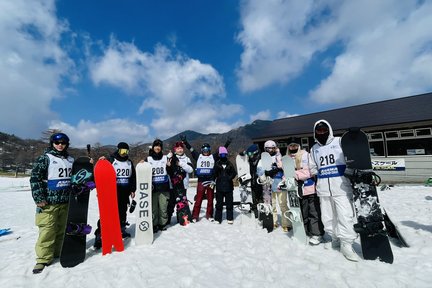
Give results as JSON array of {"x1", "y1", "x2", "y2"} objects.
[{"x1": 54, "y1": 141, "x2": 67, "y2": 145}]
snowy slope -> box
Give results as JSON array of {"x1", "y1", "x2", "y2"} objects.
[{"x1": 0, "y1": 177, "x2": 431, "y2": 288}]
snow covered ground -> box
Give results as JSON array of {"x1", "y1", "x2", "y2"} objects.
[{"x1": 0, "y1": 176, "x2": 431, "y2": 288}]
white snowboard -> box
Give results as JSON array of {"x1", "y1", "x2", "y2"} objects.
[
  {"x1": 281, "y1": 156, "x2": 308, "y2": 245},
  {"x1": 135, "y1": 162, "x2": 153, "y2": 245},
  {"x1": 260, "y1": 152, "x2": 273, "y2": 171},
  {"x1": 236, "y1": 154, "x2": 253, "y2": 223}
]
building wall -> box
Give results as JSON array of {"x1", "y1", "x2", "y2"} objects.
[{"x1": 373, "y1": 155, "x2": 432, "y2": 183}]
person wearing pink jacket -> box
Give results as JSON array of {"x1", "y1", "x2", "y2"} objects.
[{"x1": 287, "y1": 138, "x2": 324, "y2": 245}]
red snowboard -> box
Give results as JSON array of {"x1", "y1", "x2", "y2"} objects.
[{"x1": 94, "y1": 159, "x2": 124, "y2": 255}]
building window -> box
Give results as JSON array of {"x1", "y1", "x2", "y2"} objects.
[
  {"x1": 368, "y1": 132, "x2": 383, "y2": 140},
  {"x1": 385, "y1": 131, "x2": 399, "y2": 139},
  {"x1": 387, "y1": 138, "x2": 432, "y2": 156},
  {"x1": 400, "y1": 129, "x2": 415, "y2": 138},
  {"x1": 416, "y1": 128, "x2": 432, "y2": 137},
  {"x1": 370, "y1": 141, "x2": 385, "y2": 156}
]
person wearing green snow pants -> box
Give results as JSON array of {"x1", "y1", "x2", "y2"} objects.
[
  {"x1": 35, "y1": 204, "x2": 68, "y2": 263},
  {"x1": 152, "y1": 191, "x2": 170, "y2": 230},
  {"x1": 30, "y1": 133, "x2": 74, "y2": 274}
]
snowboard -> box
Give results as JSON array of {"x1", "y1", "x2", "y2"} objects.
[
  {"x1": 94, "y1": 159, "x2": 124, "y2": 255},
  {"x1": 236, "y1": 155, "x2": 253, "y2": 222},
  {"x1": 0, "y1": 228, "x2": 12, "y2": 236},
  {"x1": 135, "y1": 162, "x2": 153, "y2": 245},
  {"x1": 341, "y1": 128, "x2": 394, "y2": 264},
  {"x1": 257, "y1": 203, "x2": 273, "y2": 232},
  {"x1": 60, "y1": 156, "x2": 94, "y2": 268},
  {"x1": 257, "y1": 152, "x2": 274, "y2": 232},
  {"x1": 176, "y1": 195, "x2": 192, "y2": 226},
  {"x1": 281, "y1": 156, "x2": 308, "y2": 245}
]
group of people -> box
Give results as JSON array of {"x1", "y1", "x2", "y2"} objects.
[{"x1": 30, "y1": 119, "x2": 361, "y2": 273}]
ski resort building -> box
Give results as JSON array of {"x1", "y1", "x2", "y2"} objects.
[{"x1": 252, "y1": 92, "x2": 432, "y2": 183}]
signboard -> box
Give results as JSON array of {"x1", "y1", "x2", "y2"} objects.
[{"x1": 372, "y1": 159, "x2": 405, "y2": 171}]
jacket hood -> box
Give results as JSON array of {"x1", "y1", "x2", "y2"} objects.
[{"x1": 313, "y1": 119, "x2": 334, "y2": 146}]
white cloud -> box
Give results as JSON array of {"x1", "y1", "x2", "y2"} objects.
[
  {"x1": 49, "y1": 119, "x2": 150, "y2": 148},
  {"x1": 89, "y1": 39, "x2": 243, "y2": 138},
  {"x1": 249, "y1": 110, "x2": 271, "y2": 122},
  {"x1": 276, "y1": 111, "x2": 299, "y2": 119},
  {"x1": 310, "y1": 0, "x2": 432, "y2": 104},
  {"x1": 236, "y1": 0, "x2": 335, "y2": 92},
  {"x1": 237, "y1": 0, "x2": 432, "y2": 104},
  {"x1": 0, "y1": 0, "x2": 73, "y2": 138}
]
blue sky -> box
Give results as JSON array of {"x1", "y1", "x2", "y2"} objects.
[{"x1": 1, "y1": 0, "x2": 432, "y2": 147}]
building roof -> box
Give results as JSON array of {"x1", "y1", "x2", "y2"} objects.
[{"x1": 253, "y1": 92, "x2": 432, "y2": 141}]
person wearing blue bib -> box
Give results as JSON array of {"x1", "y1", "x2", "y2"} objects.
[{"x1": 309, "y1": 120, "x2": 359, "y2": 261}]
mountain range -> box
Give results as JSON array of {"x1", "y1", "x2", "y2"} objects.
[{"x1": 0, "y1": 120, "x2": 271, "y2": 173}]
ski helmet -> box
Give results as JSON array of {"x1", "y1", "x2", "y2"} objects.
[
  {"x1": 246, "y1": 144, "x2": 259, "y2": 157},
  {"x1": 264, "y1": 140, "x2": 277, "y2": 148},
  {"x1": 201, "y1": 143, "x2": 211, "y2": 153},
  {"x1": 50, "y1": 132, "x2": 70, "y2": 148}
]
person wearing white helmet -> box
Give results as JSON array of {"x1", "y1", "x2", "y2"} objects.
[
  {"x1": 263, "y1": 140, "x2": 291, "y2": 232},
  {"x1": 309, "y1": 120, "x2": 360, "y2": 261}
]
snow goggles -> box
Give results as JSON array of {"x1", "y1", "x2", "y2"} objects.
[{"x1": 119, "y1": 148, "x2": 129, "y2": 155}]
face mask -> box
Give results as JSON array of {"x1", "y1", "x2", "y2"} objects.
[
  {"x1": 289, "y1": 148, "x2": 298, "y2": 154},
  {"x1": 316, "y1": 132, "x2": 329, "y2": 145}
]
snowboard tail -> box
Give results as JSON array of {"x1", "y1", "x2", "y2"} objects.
[
  {"x1": 94, "y1": 159, "x2": 124, "y2": 255},
  {"x1": 135, "y1": 162, "x2": 153, "y2": 245}
]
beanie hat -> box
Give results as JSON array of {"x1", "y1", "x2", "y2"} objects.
[
  {"x1": 152, "y1": 138, "x2": 163, "y2": 148},
  {"x1": 287, "y1": 137, "x2": 300, "y2": 146},
  {"x1": 218, "y1": 146, "x2": 228, "y2": 155},
  {"x1": 117, "y1": 142, "x2": 129, "y2": 150}
]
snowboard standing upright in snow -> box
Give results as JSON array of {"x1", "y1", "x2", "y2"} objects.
[
  {"x1": 236, "y1": 154, "x2": 254, "y2": 222},
  {"x1": 135, "y1": 162, "x2": 153, "y2": 245},
  {"x1": 281, "y1": 156, "x2": 307, "y2": 245},
  {"x1": 257, "y1": 152, "x2": 274, "y2": 232},
  {"x1": 341, "y1": 128, "x2": 393, "y2": 263},
  {"x1": 60, "y1": 147, "x2": 94, "y2": 268},
  {"x1": 94, "y1": 159, "x2": 124, "y2": 255}
]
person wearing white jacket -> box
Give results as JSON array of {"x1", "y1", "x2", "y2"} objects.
[{"x1": 308, "y1": 119, "x2": 360, "y2": 261}]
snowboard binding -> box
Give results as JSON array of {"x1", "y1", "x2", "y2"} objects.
[
  {"x1": 66, "y1": 223, "x2": 92, "y2": 236},
  {"x1": 344, "y1": 168, "x2": 381, "y2": 186}
]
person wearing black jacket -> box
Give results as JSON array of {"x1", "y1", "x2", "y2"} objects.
[
  {"x1": 147, "y1": 139, "x2": 171, "y2": 232},
  {"x1": 181, "y1": 135, "x2": 231, "y2": 222},
  {"x1": 214, "y1": 147, "x2": 237, "y2": 224},
  {"x1": 245, "y1": 144, "x2": 264, "y2": 218},
  {"x1": 94, "y1": 142, "x2": 136, "y2": 249}
]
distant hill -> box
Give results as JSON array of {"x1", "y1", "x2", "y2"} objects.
[
  {"x1": 0, "y1": 120, "x2": 272, "y2": 174},
  {"x1": 165, "y1": 120, "x2": 271, "y2": 152}
]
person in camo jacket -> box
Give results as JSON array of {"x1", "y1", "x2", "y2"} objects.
[{"x1": 30, "y1": 132, "x2": 74, "y2": 274}]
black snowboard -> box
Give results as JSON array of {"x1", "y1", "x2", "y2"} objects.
[
  {"x1": 174, "y1": 187, "x2": 192, "y2": 226},
  {"x1": 341, "y1": 128, "x2": 393, "y2": 264},
  {"x1": 60, "y1": 156, "x2": 94, "y2": 268}
]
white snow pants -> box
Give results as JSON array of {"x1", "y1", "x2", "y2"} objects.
[{"x1": 319, "y1": 194, "x2": 357, "y2": 244}]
